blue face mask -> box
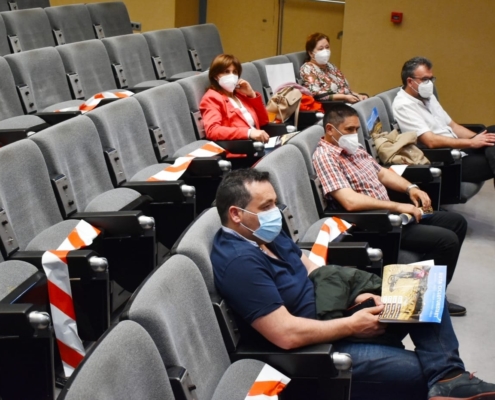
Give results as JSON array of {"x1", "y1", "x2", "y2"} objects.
[{"x1": 238, "y1": 207, "x2": 282, "y2": 243}]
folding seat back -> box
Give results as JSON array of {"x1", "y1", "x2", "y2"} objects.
[
  {"x1": 180, "y1": 23, "x2": 223, "y2": 72},
  {"x1": 56, "y1": 39, "x2": 117, "y2": 99},
  {"x1": 30, "y1": 115, "x2": 141, "y2": 213},
  {"x1": 0, "y1": 139, "x2": 66, "y2": 250},
  {"x1": 143, "y1": 28, "x2": 199, "y2": 81},
  {"x1": 177, "y1": 71, "x2": 210, "y2": 139},
  {"x1": 14, "y1": 0, "x2": 50, "y2": 9},
  {"x1": 102, "y1": 33, "x2": 167, "y2": 88},
  {"x1": 0, "y1": 8, "x2": 54, "y2": 52},
  {"x1": 255, "y1": 144, "x2": 322, "y2": 242},
  {"x1": 252, "y1": 55, "x2": 293, "y2": 102},
  {"x1": 285, "y1": 50, "x2": 307, "y2": 83},
  {"x1": 0, "y1": 55, "x2": 25, "y2": 120},
  {"x1": 86, "y1": 97, "x2": 162, "y2": 181},
  {"x1": 241, "y1": 61, "x2": 265, "y2": 104},
  {"x1": 5, "y1": 47, "x2": 83, "y2": 112},
  {"x1": 128, "y1": 254, "x2": 269, "y2": 400},
  {"x1": 0, "y1": 14, "x2": 10, "y2": 55},
  {"x1": 0, "y1": 1, "x2": 9, "y2": 11},
  {"x1": 45, "y1": 4, "x2": 95, "y2": 45},
  {"x1": 135, "y1": 83, "x2": 209, "y2": 157},
  {"x1": 60, "y1": 321, "x2": 175, "y2": 400},
  {"x1": 376, "y1": 86, "x2": 401, "y2": 126},
  {"x1": 86, "y1": 1, "x2": 132, "y2": 39}
]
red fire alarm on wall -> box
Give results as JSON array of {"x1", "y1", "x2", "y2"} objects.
[{"x1": 391, "y1": 11, "x2": 403, "y2": 24}]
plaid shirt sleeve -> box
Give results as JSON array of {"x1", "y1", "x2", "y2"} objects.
[{"x1": 313, "y1": 143, "x2": 351, "y2": 197}]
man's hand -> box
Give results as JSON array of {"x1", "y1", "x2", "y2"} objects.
[
  {"x1": 349, "y1": 305, "x2": 387, "y2": 338},
  {"x1": 397, "y1": 203, "x2": 422, "y2": 222},
  {"x1": 470, "y1": 131, "x2": 495, "y2": 148},
  {"x1": 250, "y1": 129, "x2": 269, "y2": 143},
  {"x1": 354, "y1": 293, "x2": 383, "y2": 306},
  {"x1": 409, "y1": 187, "x2": 431, "y2": 209}
]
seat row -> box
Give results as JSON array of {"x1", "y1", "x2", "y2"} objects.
[{"x1": 0, "y1": 0, "x2": 48, "y2": 12}]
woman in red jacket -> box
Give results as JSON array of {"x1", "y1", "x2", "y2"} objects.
[{"x1": 200, "y1": 54, "x2": 270, "y2": 144}]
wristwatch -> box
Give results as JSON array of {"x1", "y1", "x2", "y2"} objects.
[{"x1": 406, "y1": 184, "x2": 419, "y2": 196}]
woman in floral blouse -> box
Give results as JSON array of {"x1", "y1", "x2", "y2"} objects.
[{"x1": 300, "y1": 32, "x2": 368, "y2": 103}]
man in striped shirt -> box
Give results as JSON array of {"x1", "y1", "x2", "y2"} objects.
[{"x1": 313, "y1": 104, "x2": 467, "y2": 316}]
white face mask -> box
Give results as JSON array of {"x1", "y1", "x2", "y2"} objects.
[
  {"x1": 314, "y1": 49, "x2": 331, "y2": 65},
  {"x1": 331, "y1": 125, "x2": 361, "y2": 155},
  {"x1": 218, "y1": 74, "x2": 239, "y2": 93},
  {"x1": 417, "y1": 80, "x2": 434, "y2": 99}
]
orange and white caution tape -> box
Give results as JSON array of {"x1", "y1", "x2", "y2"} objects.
[
  {"x1": 57, "y1": 90, "x2": 134, "y2": 114},
  {"x1": 147, "y1": 142, "x2": 225, "y2": 181},
  {"x1": 245, "y1": 364, "x2": 290, "y2": 399},
  {"x1": 41, "y1": 220, "x2": 101, "y2": 377},
  {"x1": 308, "y1": 217, "x2": 352, "y2": 266}
]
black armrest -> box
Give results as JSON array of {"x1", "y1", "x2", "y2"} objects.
[
  {"x1": 35, "y1": 111, "x2": 81, "y2": 125},
  {"x1": 70, "y1": 210, "x2": 146, "y2": 236},
  {"x1": 167, "y1": 366, "x2": 197, "y2": 400},
  {"x1": 323, "y1": 210, "x2": 393, "y2": 232},
  {"x1": 261, "y1": 123, "x2": 289, "y2": 137},
  {"x1": 215, "y1": 140, "x2": 261, "y2": 156},
  {"x1": 0, "y1": 122, "x2": 50, "y2": 143},
  {"x1": 421, "y1": 148, "x2": 455, "y2": 164},
  {"x1": 298, "y1": 241, "x2": 373, "y2": 266},
  {"x1": 10, "y1": 249, "x2": 104, "y2": 281},
  {"x1": 1, "y1": 271, "x2": 47, "y2": 306},
  {"x1": 462, "y1": 123, "x2": 486, "y2": 133},
  {"x1": 0, "y1": 303, "x2": 41, "y2": 337},
  {"x1": 231, "y1": 341, "x2": 338, "y2": 378},
  {"x1": 121, "y1": 180, "x2": 190, "y2": 203},
  {"x1": 161, "y1": 156, "x2": 225, "y2": 177},
  {"x1": 392, "y1": 165, "x2": 433, "y2": 183}
]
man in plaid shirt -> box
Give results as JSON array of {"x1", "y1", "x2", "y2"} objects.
[{"x1": 313, "y1": 104, "x2": 467, "y2": 316}]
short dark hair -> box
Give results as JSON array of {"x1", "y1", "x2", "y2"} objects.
[
  {"x1": 400, "y1": 57, "x2": 433, "y2": 87},
  {"x1": 216, "y1": 169, "x2": 271, "y2": 224},
  {"x1": 323, "y1": 103, "x2": 358, "y2": 129},
  {"x1": 208, "y1": 54, "x2": 243, "y2": 92},
  {"x1": 304, "y1": 32, "x2": 330, "y2": 62}
]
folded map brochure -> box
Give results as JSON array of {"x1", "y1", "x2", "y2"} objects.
[
  {"x1": 265, "y1": 131, "x2": 299, "y2": 149},
  {"x1": 379, "y1": 263, "x2": 446, "y2": 323},
  {"x1": 367, "y1": 106, "x2": 382, "y2": 134},
  {"x1": 400, "y1": 206, "x2": 434, "y2": 225}
]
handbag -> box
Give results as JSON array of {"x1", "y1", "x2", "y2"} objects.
[
  {"x1": 371, "y1": 129, "x2": 430, "y2": 165},
  {"x1": 266, "y1": 86, "x2": 302, "y2": 128}
]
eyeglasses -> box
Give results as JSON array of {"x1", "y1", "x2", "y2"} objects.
[{"x1": 411, "y1": 76, "x2": 436, "y2": 84}]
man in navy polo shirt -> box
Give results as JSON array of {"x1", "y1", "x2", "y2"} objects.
[{"x1": 210, "y1": 169, "x2": 495, "y2": 400}]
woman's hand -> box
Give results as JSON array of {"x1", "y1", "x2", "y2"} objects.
[
  {"x1": 236, "y1": 78, "x2": 256, "y2": 98},
  {"x1": 344, "y1": 94, "x2": 360, "y2": 103},
  {"x1": 250, "y1": 129, "x2": 269, "y2": 143}
]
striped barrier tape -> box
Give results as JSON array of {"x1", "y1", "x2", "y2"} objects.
[
  {"x1": 245, "y1": 364, "x2": 290, "y2": 399},
  {"x1": 308, "y1": 217, "x2": 352, "y2": 266}
]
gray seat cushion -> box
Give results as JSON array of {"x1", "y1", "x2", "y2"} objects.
[
  {"x1": 0, "y1": 260, "x2": 38, "y2": 300},
  {"x1": 172, "y1": 140, "x2": 209, "y2": 157},
  {"x1": 133, "y1": 80, "x2": 168, "y2": 88},
  {"x1": 0, "y1": 115, "x2": 45, "y2": 129},
  {"x1": 43, "y1": 99, "x2": 85, "y2": 112},
  {"x1": 130, "y1": 164, "x2": 171, "y2": 181},
  {"x1": 85, "y1": 188, "x2": 141, "y2": 212},
  {"x1": 169, "y1": 71, "x2": 200, "y2": 81},
  {"x1": 460, "y1": 181, "x2": 484, "y2": 203},
  {"x1": 300, "y1": 218, "x2": 328, "y2": 243},
  {"x1": 26, "y1": 219, "x2": 80, "y2": 251}
]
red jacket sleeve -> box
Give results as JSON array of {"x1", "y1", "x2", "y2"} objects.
[{"x1": 200, "y1": 89, "x2": 269, "y2": 141}]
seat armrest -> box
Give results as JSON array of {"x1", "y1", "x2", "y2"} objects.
[
  {"x1": 461, "y1": 123, "x2": 486, "y2": 133},
  {"x1": 9, "y1": 249, "x2": 106, "y2": 281},
  {"x1": 298, "y1": 241, "x2": 375, "y2": 266},
  {"x1": 231, "y1": 341, "x2": 339, "y2": 378},
  {"x1": 121, "y1": 180, "x2": 193, "y2": 203},
  {"x1": 394, "y1": 165, "x2": 433, "y2": 183},
  {"x1": 214, "y1": 140, "x2": 263, "y2": 156},
  {"x1": 0, "y1": 123, "x2": 50, "y2": 143},
  {"x1": 1, "y1": 271, "x2": 47, "y2": 306},
  {"x1": 323, "y1": 210, "x2": 393, "y2": 232},
  {"x1": 421, "y1": 148, "x2": 455, "y2": 164},
  {"x1": 0, "y1": 303, "x2": 49, "y2": 337},
  {"x1": 70, "y1": 210, "x2": 151, "y2": 236},
  {"x1": 261, "y1": 122, "x2": 289, "y2": 137},
  {"x1": 162, "y1": 156, "x2": 227, "y2": 177},
  {"x1": 35, "y1": 111, "x2": 81, "y2": 125}
]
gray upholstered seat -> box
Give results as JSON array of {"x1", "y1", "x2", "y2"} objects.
[
  {"x1": 60, "y1": 321, "x2": 175, "y2": 400},
  {"x1": 45, "y1": 4, "x2": 95, "y2": 45},
  {"x1": 0, "y1": 1, "x2": 9, "y2": 12},
  {"x1": 0, "y1": 56, "x2": 46, "y2": 128},
  {"x1": 135, "y1": 83, "x2": 209, "y2": 157},
  {"x1": 375, "y1": 86, "x2": 400, "y2": 124},
  {"x1": 179, "y1": 23, "x2": 223, "y2": 71},
  {"x1": 56, "y1": 39, "x2": 119, "y2": 99},
  {"x1": 85, "y1": 1, "x2": 132, "y2": 38},
  {"x1": 128, "y1": 254, "x2": 269, "y2": 400},
  {"x1": 14, "y1": 0, "x2": 50, "y2": 9},
  {"x1": 86, "y1": 96, "x2": 172, "y2": 182},
  {"x1": 0, "y1": 140, "x2": 76, "y2": 250},
  {"x1": 0, "y1": 260, "x2": 38, "y2": 300},
  {"x1": 4, "y1": 47, "x2": 84, "y2": 112},
  {"x1": 0, "y1": 8, "x2": 54, "y2": 51},
  {"x1": 285, "y1": 50, "x2": 307, "y2": 82},
  {"x1": 102, "y1": 34, "x2": 168, "y2": 89},
  {"x1": 241, "y1": 62, "x2": 266, "y2": 104},
  {"x1": 29, "y1": 115, "x2": 142, "y2": 213},
  {"x1": 252, "y1": 55, "x2": 293, "y2": 102},
  {"x1": 143, "y1": 28, "x2": 199, "y2": 82},
  {"x1": 0, "y1": 14, "x2": 10, "y2": 55}
]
